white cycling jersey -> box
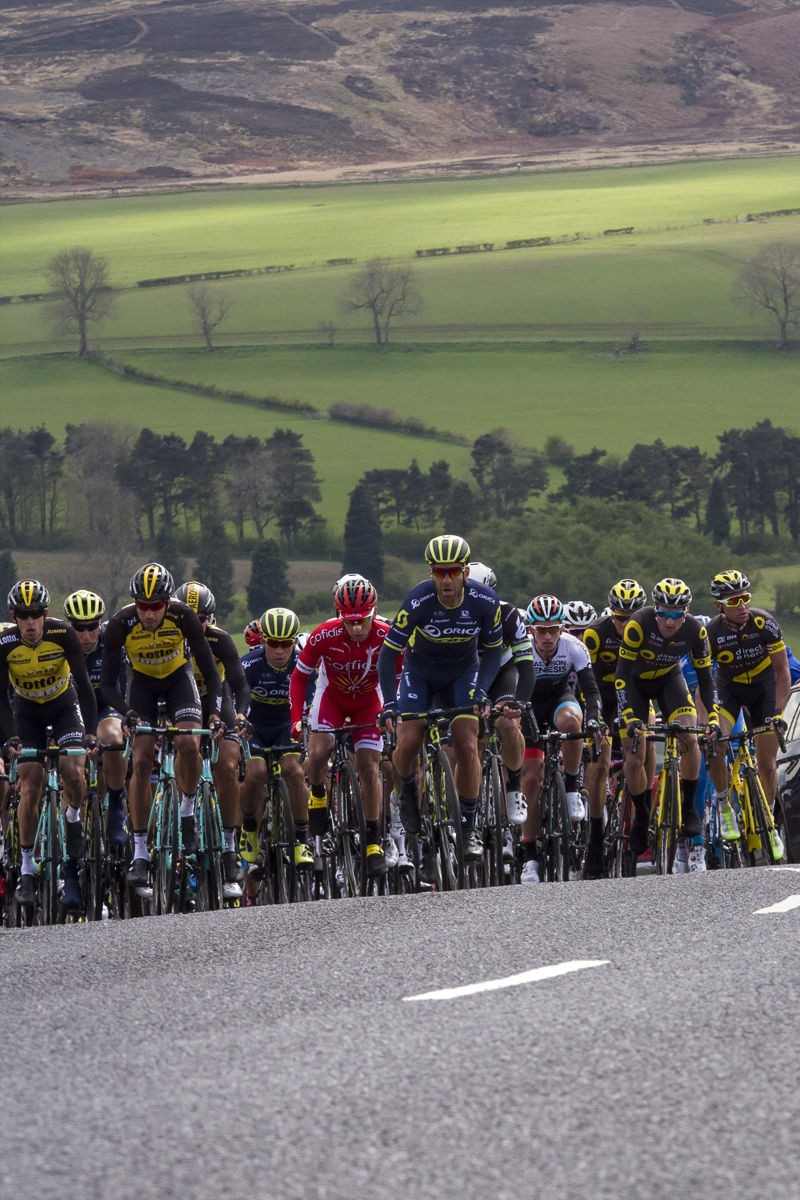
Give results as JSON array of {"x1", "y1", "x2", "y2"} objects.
[{"x1": 531, "y1": 631, "x2": 591, "y2": 685}]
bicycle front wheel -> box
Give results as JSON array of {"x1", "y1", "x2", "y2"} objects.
[
  {"x1": 155, "y1": 782, "x2": 180, "y2": 915},
  {"x1": 485, "y1": 756, "x2": 505, "y2": 888},
  {"x1": 654, "y1": 762, "x2": 680, "y2": 875},
  {"x1": 335, "y1": 760, "x2": 366, "y2": 898},
  {"x1": 746, "y1": 767, "x2": 780, "y2": 865},
  {"x1": 430, "y1": 747, "x2": 465, "y2": 891},
  {"x1": 543, "y1": 772, "x2": 570, "y2": 883},
  {"x1": 40, "y1": 790, "x2": 61, "y2": 925},
  {"x1": 271, "y1": 779, "x2": 296, "y2": 905},
  {"x1": 84, "y1": 789, "x2": 105, "y2": 921}
]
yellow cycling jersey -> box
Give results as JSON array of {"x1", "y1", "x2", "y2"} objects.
[
  {"x1": 0, "y1": 618, "x2": 75, "y2": 702},
  {"x1": 116, "y1": 609, "x2": 190, "y2": 679}
]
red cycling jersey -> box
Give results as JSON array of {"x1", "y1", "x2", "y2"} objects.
[{"x1": 289, "y1": 617, "x2": 392, "y2": 730}]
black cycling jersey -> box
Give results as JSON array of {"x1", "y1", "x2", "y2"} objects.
[
  {"x1": 705, "y1": 608, "x2": 785, "y2": 685},
  {"x1": 582, "y1": 614, "x2": 623, "y2": 699},
  {"x1": 498, "y1": 601, "x2": 535, "y2": 700},
  {"x1": 192, "y1": 625, "x2": 250, "y2": 715},
  {"x1": 242, "y1": 645, "x2": 301, "y2": 728},
  {"x1": 616, "y1": 606, "x2": 717, "y2": 722},
  {"x1": 0, "y1": 618, "x2": 97, "y2": 739},
  {"x1": 100, "y1": 601, "x2": 222, "y2": 718}
]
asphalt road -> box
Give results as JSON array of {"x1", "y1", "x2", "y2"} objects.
[{"x1": 2, "y1": 867, "x2": 799, "y2": 1200}]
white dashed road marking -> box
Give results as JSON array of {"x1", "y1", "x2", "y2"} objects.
[
  {"x1": 754, "y1": 894, "x2": 800, "y2": 914},
  {"x1": 403, "y1": 959, "x2": 610, "y2": 1002}
]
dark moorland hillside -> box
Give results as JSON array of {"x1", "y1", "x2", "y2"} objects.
[{"x1": 1, "y1": 0, "x2": 799, "y2": 186}]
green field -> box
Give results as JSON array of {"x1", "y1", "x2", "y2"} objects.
[{"x1": 2, "y1": 156, "x2": 798, "y2": 296}]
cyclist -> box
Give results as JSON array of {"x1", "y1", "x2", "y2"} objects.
[
  {"x1": 291, "y1": 578, "x2": 391, "y2": 876},
  {"x1": 240, "y1": 607, "x2": 311, "y2": 876},
  {"x1": 1, "y1": 580, "x2": 97, "y2": 909},
  {"x1": 467, "y1": 562, "x2": 533, "y2": 825},
  {"x1": 100, "y1": 563, "x2": 222, "y2": 887},
  {"x1": 377, "y1": 535, "x2": 503, "y2": 864},
  {"x1": 563, "y1": 601, "x2": 597, "y2": 638},
  {"x1": 615, "y1": 577, "x2": 720, "y2": 872},
  {"x1": 581, "y1": 580, "x2": 657, "y2": 879},
  {"x1": 63, "y1": 590, "x2": 129, "y2": 849},
  {"x1": 175, "y1": 582, "x2": 250, "y2": 894},
  {"x1": 705, "y1": 570, "x2": 789, "y2": 858},
  {"x1": 519, "y1": 595, "x2": 602, "y2": 883},
  {"x1": 244, "y1": 619, "x2": 263, "y2": 650}
]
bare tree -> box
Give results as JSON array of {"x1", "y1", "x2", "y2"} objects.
[
  {"x1": 187, "y1": 284, "x2": 231, "y2": 351},
  {"x1": 44, "y1": 246, "x2": 115, "y2": 356},
  {"x1": 339, "y1": 259, "x2": 423, "y2": 346},
  {"x1": 317, "y1": 320, "x2": 337, "y2": 346},
  {"x1": 733, "y1": 242, "x2": 800, "y2": 350}
]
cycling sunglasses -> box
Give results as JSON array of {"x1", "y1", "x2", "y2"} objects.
[
  {"x1": 655, "y1": 608, "x2": 686, "y2": 620},
  {"x1": 265, "y1": 637, "x2": 296, "y2": 648},
  {"x1": 722, "y1": 592, "x2": 751, "y2": 607},
  {"x1": 135, "y1": 600, "x2": 166, "y2": 612},
  {"x1": 71, "y1": 620, "x2": 100, "y2": 632},
  {"x1": 13, "y1": 607, "x2": 46, "y2": 620},
  {"x1": 431, "y1": 566, "x2": 464, "y2": 578},
  {"x1": 533, "y1": 623, "x2": 563, "y2": 635}
]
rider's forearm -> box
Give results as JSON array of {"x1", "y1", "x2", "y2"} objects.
[
  {"x1": 695, "y1": 666, "x2": 718, "y2": 721},
  {"x1": 378, "y1": 645, "x2": 400, "y2": 706},
  {"x1": 514, "y1": 659, "x2": 534, "y2": 703},
  {"x1": 476, "y1": 645, "x2": 502, "y2": 695}
]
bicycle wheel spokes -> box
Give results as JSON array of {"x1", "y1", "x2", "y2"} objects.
[
  {"x1": 336, "y1": 761, "x2": 365, "y2": 898},
  {"x1": 84, "y1": 790, "x2": 105, "y2": 921},
  {"x1": 430, "y1": 748, "x2": 464, "y2": 890},
  {"x1": 155, "y1": 783, "x2": 179, "y2": 915},
  {"x1": 270, "y1": 780, "x2": 295, "y2": 905},
  {"x1": 39, "y1": 792, "x2": 60, "y2": 926},
  {"x1": 654, "y1": 762, "x2": 680, "y2": 875},
  {"x1": 746, "y1": 767, "x2": 780, "y2": 865}
]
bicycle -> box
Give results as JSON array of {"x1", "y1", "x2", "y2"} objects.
[
  {"x1": 2, "y1": 768, "x2": 32, "y2": 928},
  {"x1": 602, "y1": 728, "x2": 657, "y2": 879},
  {"x1": 717, "y1": 723, "x2": 787, "y2": 867},
  {"x1": 633, "y1": 723, "x2": 710, "y2": 875},
  {"x1": 81, "y1": 756, "x2": 106, "y2": 921},
  {"x1": 7, "y1": 732, "x2": 86, "y2": 924},
  {"x1": 246, "y1": 740, "x2": 301, "y2": 906},
  {"x1": 392, "y1": 707, "x2": 467, "y2": 893},
  {"x1": 316, "y1": 721, "x2": 386, "y2": 899},
  {"x1": 477, "y1": 706, "x2": 532, "y2": 888},
  {"x1": 535, "y1": 729, "x2": 585, "y2": 883}
]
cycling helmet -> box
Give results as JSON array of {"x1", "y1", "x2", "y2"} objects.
[
  {"x1": 8, "y1": 579, "x2": 50, "y2": 613},
  {"x1": 526, "y1": 594, "x2": 564, "y2": 624},
  {"x1": 652, "y1": 577, "x2": 692, "y2": 609},
  {"x1": 424, "y1": 534, "x2": 470, "y2": 567},
  {"x1": 467, "y1": 562, "x2": 497, "y2": 590},
  {"x1": 710, "y1": 569, "x2": 750, "y2": 600},
  {"x1": 130, "y1": 562, "x2": 174, "y2": 603},
  {"x1": 174, "y1": 581, "x2": 216, "y2": 616},
  {"x1": 563, "y1": 600, "x2": 597, "y2": 629},
  {"x1": 244, "y1": 619, "x2": 263, "y2": 649},
  {"x1": 600, "y1": 606, "x2": 613, "y2": 619},
  {"x1": 64, "y1": 590, "x2": 105, "y2": 622},
  {"x1": 608, "y1": 578, "x2": 646, "y2": 614},
  {"x1": 334, "y1": 577, "x2": 377, "y2": 620},
  {"x1": 333, "y1": 572, "x2": 368, "y2": 595},
  {"x1": 259, "y1": 607, "x2": 300, "y2": 641}
]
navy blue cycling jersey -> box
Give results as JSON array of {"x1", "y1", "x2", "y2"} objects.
[
  {"x1": 242, "y1": 645, "x2": 300, "y2": 727},
  {"x1": 383, "y1": 579, "x2": 503, "y2": 668}
]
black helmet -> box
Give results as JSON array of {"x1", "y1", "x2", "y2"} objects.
[
  {"x1": 9, "y1": 579, "x2": 50, "y2": 613},
  {"x1": 174, "y1": 581, "x2": 216, "y2": 616},
  {"x1": 129, "y1": 562, "x2": 174, "y2": 603}
]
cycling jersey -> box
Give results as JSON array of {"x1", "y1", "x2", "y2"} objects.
[
  {"x1": 243, "y1": 645, "x2": 301, "y2": 728},
  {"x1": 583, "y1": 615, "x2": 623, "y2": 699},
  {"x1": 290, "y1": 618, "x2": 391, "y2": 731},
  {"x1": 191, "y1": 625, "x2": 250, "y2": 714},
  {"x1": 100, "y1": 600, "x2": 222, "y2": 717},
  {"x1": 705, "y1": 609, "x2": 785, "y2": 685},
  {"x1": 497, "y1": 600, "x2": 535, "y2": 700},
  {"x1": 525, "y1": 631, "x2": 601, "y2": 724},
  {"x1": 616, "y1": 606, "x2": 717, "y2": 721},
  {"x1": 0, "y1": 618, "x2": 97, "y2": 738}
]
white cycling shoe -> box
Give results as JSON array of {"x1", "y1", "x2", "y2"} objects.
[
  {"x1": 688, "y1": 842, "x2": 707, "y2": 873},
  {"x1": 505, "y1": 790, "x2": 527, "y2": 825},
  {"x1": 383, "y1": 836, "x2": 399, "y2": 869},
  {"x1": 674, "y1": 839, "x2": 689, "y2": 874},
  {"x1": 566, "y1": 791, "x2": 585, "y2": 822},
  {"x1": 520, "y1": 859, "x2": 540, "y2": 884}
]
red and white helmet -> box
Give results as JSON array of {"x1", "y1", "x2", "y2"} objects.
[
  {"x1": 526, "y1": 594, "x2": 564, "y2": 624},
  {"x1": 334, "y1": 576, "x2": 377, "y2": 620},
  {"x1": 244, "y1": 618, "x2": 263, "y2": 649}
]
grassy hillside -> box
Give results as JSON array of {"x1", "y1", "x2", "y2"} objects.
[{"x1": 3, "y1": 156, "x2": 798, "y2": 294}]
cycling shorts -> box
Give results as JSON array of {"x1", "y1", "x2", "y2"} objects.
[
  {"x1": 249, "y1": 720, "x2": 300, "y2": 760},
  {"x1": 398, "y1": 658, "x2": 480, "y2": 723},
  {"x1": 128, "y1": 664, "x2": 202, "y2": 727},
  {"x1": 97, "y1": 704, "x2": 123, "y2": 724},
  {"x1": 15, "y1": 687, "x2": 85, "y2": 754},
  {"x1": 716, "y1": 675, "x2": 777, "y2": 731},
  {"x1": 618, "y1": 670, "x2": 695, "y2": 727},
  {"x1": 310, "y1": 686, "x2": 383, "y2": 752},
  {"x1": 488, "y1": 660, "x2": 518, "y2": 707},
  {"x1": 523, "y1": 682, "x2": 581, "y2": 755},
  {"x1": 202, "y1": 684, "x2": 240, "y2": 743}
]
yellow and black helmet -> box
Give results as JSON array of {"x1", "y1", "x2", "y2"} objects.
[
  {"x1": 174, "y1": 581, "x2": 216, "y2": 616},
  {"x1": 259, "y1": 607, "x2": 300, "y2": 642},
  {"x1": 424, "y1": 534, "x2": 470, "y2": 567},
  {"x1": 129, "y1": 562, "x2": 174, "y2": 603},
  {"x1": 710, "y1": 569, "x2": 750, "y2": 600},
  {"x1": 652, "y1": 577, "x2": 692, "y2": 609},
  {"x1": 608, "y1": 578, "x2": 646, "y2": 614},
  {"x1": 64, "y1": 590, "x2": 105, "y2": 623},
  {"x1": 8, "y1": 579, "x2": 50, "y2": 613}
]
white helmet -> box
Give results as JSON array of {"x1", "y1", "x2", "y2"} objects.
[
  {"x1": 563, "y1": 600, "x2": 597, "y2": 629},
  {"x1": 468, "y1": 561, "x2": 497, "y2": 590},
  {"x1": 600, "y1": 606, "x2": 613, "y2": 619},
  {"x1": 333, "y1": 572, "x2": 368, "y2": 595}
]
